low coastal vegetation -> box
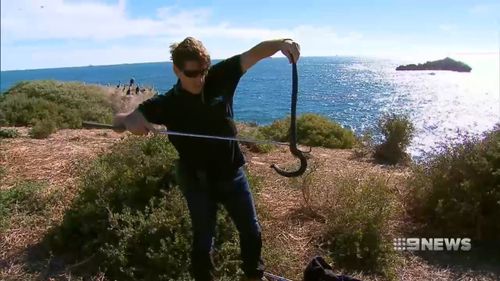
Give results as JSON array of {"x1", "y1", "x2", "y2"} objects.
[
  {"x1": 44, "y1": 135, "x2": 243, "y2": 280},
  {"x1": 259, "y1": 113, "x2": 357, "y2": 149},
  {"x1": 0, "y1": 128, "x2": 20, "y2": 138},
  {"x1": 409, "y1": 127, "x2": 500, "y2": 242},
  {"x1": 373, "y1": 114, "x2": 415, "y2": 165},
  {"x1": 0, "y1": 80, "x2": 155, "y2": 138},
  {"x1": 320, "y1": 172, "x2": 401, "y2": 279},
  {"x1": 0, "y1": 80, "x2": 114, "y2": 129},
  {"x1": 237, "y1": 124, "x2": 275, "y2": 153},
  {"x1": 0, "y1": 179, "x2": 63, "y2": 233}
]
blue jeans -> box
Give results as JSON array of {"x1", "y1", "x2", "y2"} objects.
[{"x1": 176, "y1": 162, "x2": 265, "y2": 281}]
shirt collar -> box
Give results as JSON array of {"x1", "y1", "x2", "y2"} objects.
[
  {"x1": 174, "y1": 80, "x2": 190, "y2": 96},
  {"x1": 174, "y1": 80, "x2": 205, "y2": 103}
]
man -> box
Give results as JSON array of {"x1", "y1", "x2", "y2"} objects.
[{"x1": 113, "y1": 37, "x2": 300, "y2": 281}]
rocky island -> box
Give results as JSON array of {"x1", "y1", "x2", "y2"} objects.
[{"x1": 396, "y1": 57, "x2": 472, "y2": 72}]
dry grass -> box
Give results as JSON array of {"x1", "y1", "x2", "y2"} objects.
[
  {"x1": 0, "y1": 127, "x2": 125, "y2": 281},
  {"x1": 0, "y1": 125, "x2": 498, "y2": 280},
  {"x1": 244, "y1": 146, "x2": 407, "y2": 280},
  {"x1": 243, "y1": 146, "x2": 498, "y2": 281}
]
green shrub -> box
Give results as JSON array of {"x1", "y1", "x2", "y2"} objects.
[
  {"x1": 258, "y1": 116, "x2": 290, "y2": 143},
  {"x1": 374, "y1": 114, "x2": 414, "y2": 165},
  {"x1": 352, "y1": 129, "x2": 375, "y2": 159},
  {"x1": 0, "y1": 166, "x2": 5, "y2": 181},
  {"x1": 0, "y1": 180, "x2": 50, "y2": 230},
  {"x1": 0, "y1": 80, "x2": 114, "y2": 129},
  {"x1": 98, "y1": 194, "x2": 192, "y2": 280},
  {"x1": 238, "y1": 127, "x2": 274, "y2": 153},
  {"x1": 323, "y1": 173, "x2": 400, "y2": 279},
  {"x1": 46, "y1": 135, "x2": 242, "y2": 280},
  {"x1": 409, "y1": 126, "x2": 500, "y2": 241},
  {"x1": 259, "y1": 113, "x2": 356, "y2": 149},
  {"x1": 0, "y1": 128, "x2": 20, "y2": 138},
  {"x1": 29, "y1": 119, "x2": 57, "y2": 139},
  {"x1": 47, "y1": 135, "x2": 179, "y2": 253}
]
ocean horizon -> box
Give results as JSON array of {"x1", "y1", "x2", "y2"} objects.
[{"x1": 1, "y1": 56, "x2": 499, "y2": 157}]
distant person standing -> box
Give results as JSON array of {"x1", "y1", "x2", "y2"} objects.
[{"x1": 126, "y1": 77, "x2": 135, "y2": 96}]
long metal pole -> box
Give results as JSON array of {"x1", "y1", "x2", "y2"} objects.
[{"x1": 82, "y1": 121, "x2": 290, "y2": 146}]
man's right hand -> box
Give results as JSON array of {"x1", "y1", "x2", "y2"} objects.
[{"x1": 113, "y1": 109, "x2": 156, "y2": 135}]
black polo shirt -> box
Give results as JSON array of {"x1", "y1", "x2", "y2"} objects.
[{"x1": 137, "y1": 55, "x2": 246, "y2": 179}]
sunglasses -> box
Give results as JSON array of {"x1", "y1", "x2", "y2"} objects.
[{"x1": 182, "y1": 68, "x2": 209, "y2": 78}]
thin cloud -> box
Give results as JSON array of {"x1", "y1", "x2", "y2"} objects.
[
  {"x1": 1, "y1": 1, "x2": 282, "y2": 41},
  {"x1": 1, "y1": 0, "x2": 367, "y2": 69},
  {"x1": 1, "y1": 0, "x2": 196, "y2": 41},
  {"x1": 0, "y1": 0, "x2": 358, "y2": 43},
  {"x1": 439, "y1": 24, "x2": 456, "y2": 32},
  {"x1": 469, "y1": 3, "x2": 500, "y2": 15}
]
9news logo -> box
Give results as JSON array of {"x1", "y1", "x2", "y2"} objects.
[{"x1": 393, "y1": 238, "x2": 471, "y2": 251}]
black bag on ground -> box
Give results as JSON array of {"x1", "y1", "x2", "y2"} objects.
[{"x1": 303, "y1": 256, "x2": 362, "y2": 281}]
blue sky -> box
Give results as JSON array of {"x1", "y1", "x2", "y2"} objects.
[{"x1": 1, "y1": 0, "x2": 499, "y2": 70}]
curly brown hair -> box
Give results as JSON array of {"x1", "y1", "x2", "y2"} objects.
[{"x1": 169, "y1": 37, "x2": 211, "y2": 70}]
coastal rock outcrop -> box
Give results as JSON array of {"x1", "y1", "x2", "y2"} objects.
[{"x1": 396, "y1": 57, "x2": 471, "y2": 72}]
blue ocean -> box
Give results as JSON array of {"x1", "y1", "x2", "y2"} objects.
[{"x1": 1, "y1": 57, "x2": 499, "y2": 156}]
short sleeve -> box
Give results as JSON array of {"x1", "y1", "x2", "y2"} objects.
[
  {"x1": 205, "y1": 55, "x2": 244, "y2": 99},
  {"x1": 137, "y1": 94, "x2": 172, "y2": 125}
]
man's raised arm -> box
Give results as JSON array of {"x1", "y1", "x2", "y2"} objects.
[{"x1": 240, "y1": 39, "x2": 301, "y2": 72}]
